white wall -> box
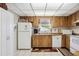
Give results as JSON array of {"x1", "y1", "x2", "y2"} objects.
[
  {"x1": 14, "y1": 14, "x2": 19, "y2": 55},
  {"x1": 9, "y1": 11, "x2": 19, "y2": 55},
  {"x1": 8, "y1": 10, "x2": 19, "y2": 55},
  {"x1": 0, "y1": 8, "x2": 19, "y2": 55}
]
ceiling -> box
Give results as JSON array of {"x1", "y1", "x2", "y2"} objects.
[{"x1": 6, "y1": 3, "x2": 79, "y2": 16}]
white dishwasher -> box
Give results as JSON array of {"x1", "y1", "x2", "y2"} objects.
[{"x1": 52, "y1": 35, "x2": 62, "y2": 47}]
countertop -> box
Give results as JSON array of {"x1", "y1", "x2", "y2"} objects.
[
  {"x1": 33, "y1": 33, "x2": 62, "y2": 36},
  {"x1": 73, "y1": 51, "x2": 79, "y2": 56}
]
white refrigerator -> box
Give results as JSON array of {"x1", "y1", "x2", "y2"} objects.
[{"x1": 18, "y1": 22, "x2": 32, "y2": 49}]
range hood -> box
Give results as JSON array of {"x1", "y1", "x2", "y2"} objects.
[
  {"x1": 74, "y1": 20, "x2": 79, "y2": 26},
  {"x1": 74, "y1": 20, "x2": 79, "y2": 23}
]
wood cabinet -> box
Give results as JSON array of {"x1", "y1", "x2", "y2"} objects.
[
  {"x1": 67, "y1": 14, "x2": 76, "y2": 27},
  {"x1": 32, "y1": 36, "x2": 39, "y2": 47},
  {"x1": 66, "y1": 35, "x2": 70, "y2": 50},
  {"x1": 32, "y1": 35, "x2": 52, "y2": 47},
  {"x1": 76, "y1": 11, "x2": 79, "y2": 20},
  {"x1": 20, "y1": 16, "x2": 34, "y2": 23},
  {"x1": 32, "y1": 34, "x2": 65, "y2": 48},
  {"x1": 67, "y1": 15, "x2": 72, "y2": 27},
  {"x1": 52, "y1": 16, "x2": 68, "y2": 27},
  {"x1": 0, "y1": 3, "x2": 7, "y2": 10},
  {"x1": 61, "y1": 17, "x2": 68, "y2": 27},
  {"x1": 62, "y1": 35, "x2": 66, "y2": 47},
  {"x1": 28, "y1": 16, "x2": 34, "y2": 23},
  {"x1": 67, "y1": 11, "x2": 79, "y2": 27},
  {"x1": 19, "y1": 16, "x2": 69, "y2": 28},
  {"x1": 73, "y1": 51, "x2": 79, "y2": 56},
  {"x1": 53, "y1": 16, "x2": 62, "y2": 27},
  {"x1": 71, "y1": 13, "x2": 77, "y2": 26},
  {"x1": 32, "y1": 16, "x2": 39, "y2": 28}
]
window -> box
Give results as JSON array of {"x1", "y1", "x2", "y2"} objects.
[{"x1": 39, "y1": 18, "x2": 51, "y2": 33}]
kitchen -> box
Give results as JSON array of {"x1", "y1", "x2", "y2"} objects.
[{"x1": 0, "y1": 3, "x2": 79, "y2": 56}]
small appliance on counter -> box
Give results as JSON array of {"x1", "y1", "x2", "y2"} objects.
[
  {"x1": 52, "y1": 28, "x2": 59, "y2": 33},
  {"x1": 34, "y1": 28, "x2": 38, "y2": 34}
]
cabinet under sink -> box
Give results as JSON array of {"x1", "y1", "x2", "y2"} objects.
[{"x1": 32, "y1": 34, "x2": 64, "y2": 48}]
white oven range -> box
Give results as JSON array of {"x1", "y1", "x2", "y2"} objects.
[{"x1": 70, "y1": 35, "x2": 79, "y2": 53}]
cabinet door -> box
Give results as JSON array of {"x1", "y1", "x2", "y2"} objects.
[
  {"x1": 71, "y1": 14, "x2": 76, "y2": 26},
  {"x1": 52, "y1": 36, "x2": 62, "y2": 47},
  {"x1": 38, "y1": 35, "x2": 52, "y2": 47},
  {"x1": 32, "y1": 35, "x2": 52, "y2": 47},
  {"x1": 53, "y1": 16, "x2": 60, "y2": 27},
  {"x1": 76, "y1": 11, "x2": 79, "y2": 20},
  {"x1": 32, "y1": 36, "x2": 38, "y2": 47},
  {"x1": 61, "y1": 17, "x2": 68, "y2": 27},
  {"x1": 33, "y1": 17, "x2": 39, "y2": 28},
  {"x1": 67, "y1": 15, "x2": 72, "y2": 27},
  {"x1": 62, "y1": 35, "x2": 66, "y2": 47},
  {"x1": 53, "y1": 16, "x2": 66, "y2": 27},
  {"x1": 66, "y1": 36, "x2": 70, "y2": 50},
  {"x1": 42, "y1": 36, "x2": 52, "y2": 47}
]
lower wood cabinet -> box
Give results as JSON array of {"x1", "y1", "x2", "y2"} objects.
[
  {"x1": 32, "y1": 35, "x2": 65, "y2": 48},
  {"x1": 66, "y1": 35, "x2": 70, "y2": 50},
  {"x1": 62, "y1": 35, "x2": 66, "y2": 47},
  {"x1": 32, "y1": 35, "x2": 52, "y2": 47}
]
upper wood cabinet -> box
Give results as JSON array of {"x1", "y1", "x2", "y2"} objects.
[
  {"x1": 67, "y1": 15, "x2": 73, "y2": 27},
  {"x1": 52, "y1": 16, "x2": 62, "y2": 27},
  {"x1": 61, "y1": 17, "x2": 68, "y2": 27},
  {"x1": 52, "y1": 16, "x2": 68, "y2": 27},
  {"x1": 0, "y1": 3, "x2": 8, "y2": 10},
  {"x1": 72, "y1": 13, "x2": 77, "y2": 26},
  {"x1": 32, "y1": 16, "x2": 39, "y2": 28},
  {"x1": 20, "y1": 15, "x2": 79, "y2": 28},
  {"x1": 76, "y1": 11, "x2": 79, "y2": 20},
  {"x1": 28, "y1": 16, "x2": 34, "y2": 23},
  {"x1": 72, "y1": 13, "x2": 76, "y2": 21},
  {"x1": 33, "y1": 16, "x2": 52, "y2": 28},
  {"x1": 67, "y1": 11, "x2": 79, "y2": 27},
  {"x1": 67, "y1": 12, "x2": 77, "y2": 27},
  {"x1": 19, "y1": 16, "x2": 33, "y2": 22}
]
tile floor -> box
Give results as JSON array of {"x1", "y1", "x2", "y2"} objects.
[{"x1": 16, "y1": 49, "x2": 63, "y2": 56}]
